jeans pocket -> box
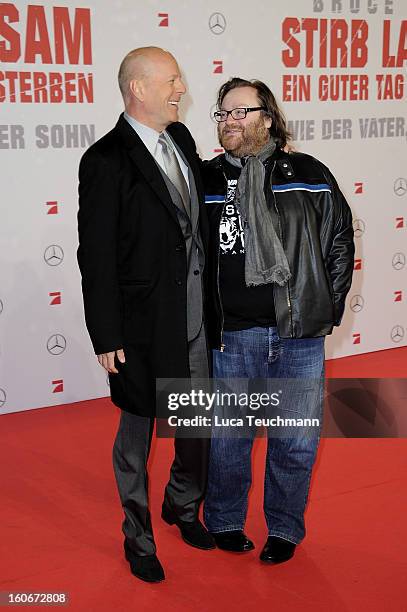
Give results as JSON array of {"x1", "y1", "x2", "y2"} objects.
[{"x1": 212, "y1": 349, "x2": 246, "y2": 379}]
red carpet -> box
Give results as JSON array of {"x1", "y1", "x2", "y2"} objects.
[{"x1": 1, "y1": 347, "x2": 406, "y2": 611}]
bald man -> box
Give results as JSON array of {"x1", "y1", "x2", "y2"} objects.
[{"x1": 77, "y1": 47, "x2": 214, "y2": 583}]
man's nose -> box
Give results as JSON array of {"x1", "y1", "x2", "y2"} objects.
[
  {"x1": 177, "y1": 78, "x2": 186, "y2": 95},
  {"x1": 225, "y1": 114, "x2": 241, "y2": 128}
]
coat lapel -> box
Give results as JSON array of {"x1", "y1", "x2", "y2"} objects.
[
  {"x1": 116, "y1": 114, "x2": 179, "y2": 225},
  {"x1": 167, "y1": 123, "x2": 204, "y2": 235},
  {"x1": 168, "y1": 123, "x2": 203, "y2": 199}
]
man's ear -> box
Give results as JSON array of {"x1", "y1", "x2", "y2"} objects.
[
  {"x1": 129, "y1": 79, "x2": 144, "y2": 102},
  {"x1": 264, "y1": 115, "x2": 272, "y2": 130}
]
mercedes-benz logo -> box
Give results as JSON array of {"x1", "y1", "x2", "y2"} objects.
[
  {"x1": 47, "y1": 334, "x2": 67, "y2": 355},
  {"x1": 0, "y1": 388, "x2": 6, "y2": 408},
  {"x1": 0, "y1": 299, "x2": 3, "y2": 315},
  {"x1": 350, "y1": 294, "x2": 364, "y2": 313},
  {"x1": 392, "y1": 252, "x2": 406, "y2": 270},
  {"x1": 44, "y1": 245, "x2": 64, "y2": 266},
  {"x1": 209, "y1": 12, "x2": 226, "y2": 34},
  {"x1": 390, "y1": 325, "x2": 404, "y2": 343},
  {"x1": 394, "y1": 178, "x2": 407, "y2": 197},
  {"x1": 352, "y1": 219, "x2": 365, "y2": 237},
  {"x1": 210, "y1": 103, "x2": 218, "y2": 124}
]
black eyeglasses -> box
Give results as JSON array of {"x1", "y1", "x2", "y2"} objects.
[{"x1": 213, "y1": 106, "x2": 266, "y2": 122}]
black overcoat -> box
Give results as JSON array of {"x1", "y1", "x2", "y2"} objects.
[{"x1": 77, "y1": 114, "x2": 209, "y2": 416}]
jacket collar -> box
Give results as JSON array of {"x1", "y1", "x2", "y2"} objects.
[
  {"x1": 116, "y1": 113, "x2": 180, "y2": 224},
  {"x1": 168, "y1": 123, "x2": 204, "y2": 200}
]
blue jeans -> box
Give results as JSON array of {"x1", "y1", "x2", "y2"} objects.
[{"x1": 204, "y1": 327, "x2": 324, "y2": 544}]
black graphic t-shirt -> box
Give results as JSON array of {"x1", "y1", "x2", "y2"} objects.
[{"x1": 219, "y1": 161, "x2": 276, "y2": 331}]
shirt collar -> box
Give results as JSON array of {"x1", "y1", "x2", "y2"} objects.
[{"x1": 123, "y1": 112, "x2": 161, "y2": 156}]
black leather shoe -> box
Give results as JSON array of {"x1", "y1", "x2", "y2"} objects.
[
  {"x1": 161, "y1": 505, "x2": 216, "y2": 550},
  {"x1": 259, "y1": 536, "x2": 296, "y2": 564},
  {"x1": 124, "y1": 541, "x2": 165, "y2": 582},
  {"x1": 212, "y1": 530, "x2": 255, "y2": 552}
]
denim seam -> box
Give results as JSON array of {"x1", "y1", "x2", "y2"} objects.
[
  {"x1": 208, "y1": 525, "x2": 244, "y2": 533},
  {"x1": 267, "y1": 531, "x2": 300, "y2": 545}
]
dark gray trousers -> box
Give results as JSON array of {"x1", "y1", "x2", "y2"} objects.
[{"x1": 112, "y1": 325, "x2": 210, "y2": 556}]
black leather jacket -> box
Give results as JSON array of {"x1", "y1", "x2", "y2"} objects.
[{"x1": 202, "y1": 148, "x2": 355, "y2": 349}]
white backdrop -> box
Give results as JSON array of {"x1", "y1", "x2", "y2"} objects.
[{"x1": 1, "y1": 0, "x2": 406, "y2": 414}]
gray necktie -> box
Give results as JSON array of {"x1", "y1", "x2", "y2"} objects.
[{"x1": 158, "y1": 133, "x2": 190, "y2": 216}]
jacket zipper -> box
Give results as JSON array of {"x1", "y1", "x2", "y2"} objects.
[
  {"x1": 270, "y1": 160, "x2": 293, "y2": 337},
  {"x1": 216, "y1": 166, "x2": 227, "y2": 351}
]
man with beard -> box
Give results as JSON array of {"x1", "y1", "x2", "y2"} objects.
[{"x1": 202, "y1": 78, "x2": 354, "y2": 563}]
